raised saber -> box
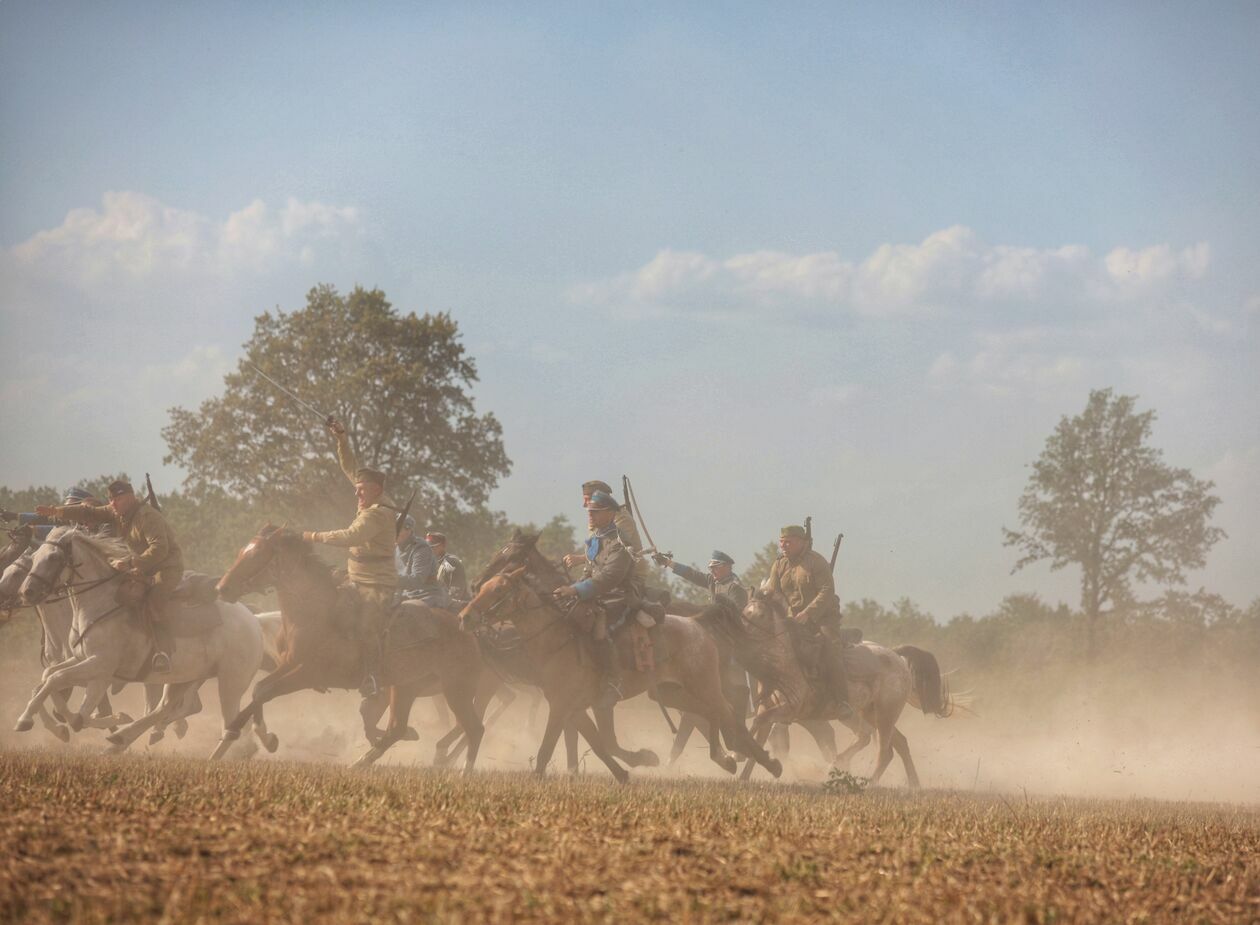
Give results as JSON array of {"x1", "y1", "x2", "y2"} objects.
[
  {"x1": 246, "y1": 361, "x2": 332, "y2": 424},
  {"x1": 829, "y1": 533, "x2": 844, "y2": 573}
]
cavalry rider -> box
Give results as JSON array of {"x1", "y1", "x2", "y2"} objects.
[
  {"x1": 553, "y1": 489, "x2": 642, "y2": 709},
  {"x1": 36, "y1": 480, "x2": 182, "y2": 672},
  {"x1": 397, "y1": 516, "x2": 448, "y2": 609},
  {"x1": 564, "y1": 479, "x2": 650, "y2": 587},
  {"x1": 766, "y1": 524, "x2": 853, "y2": 717},
  {"x1": 657, "y1": 549, "x2": 749, "y2": 611},
  {"x1": 425, "y1": 532, "x2": 468, "y2": 603},
  {"x1": 302, "y1": 418, "x2": 397, "y2": 697},
  {"x1": 656, "y1": 549, "x2": 752, "y2": 715},
  {"x1": 5, "y1": 486, "x2": 117, "y2": 538}
]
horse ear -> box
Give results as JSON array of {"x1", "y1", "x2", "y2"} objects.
[{"x1": 511, "y1": 528, "x2": 524, "y2": 543}]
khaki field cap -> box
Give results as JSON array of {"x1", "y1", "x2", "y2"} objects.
[
  {"x1": 780, "y1": 524, "x2": 807, "y2": 539},
  {"x1": 582, "y1": 480, "x2": 614, "y2": 496},
  {"x1": 355, "y1": 467, "x2": 386, "y2": 487},
  {"x1": 107, "y1": 480, "x2": 134, "y2": 498}
]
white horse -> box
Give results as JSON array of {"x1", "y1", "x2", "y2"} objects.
[
  {"x1": 13, "y1": 526, "x2": 272, "y2": 756},
  {"x1": 1, "y1": 546, "x2": 140, "y2": 738}
]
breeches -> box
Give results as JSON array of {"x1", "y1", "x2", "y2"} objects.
[
  {"x1": 356, "y1": 585, "x2": 395, "y2": 638},
  {"x1": 145, "y1": 581, "x2": 176, "y2": 622}
]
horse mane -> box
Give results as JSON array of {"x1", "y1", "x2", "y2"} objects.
[
  {"x1": 59, "y1": 526, "x2": 130, "y2": 563},
  {"x1": 267, "y1": 529, "x2": 336, "y2": 583}
]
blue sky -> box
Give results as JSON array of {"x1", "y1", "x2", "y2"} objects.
[{"x1": 2, "y1": 3, "x2": 1257, "y2": 616}]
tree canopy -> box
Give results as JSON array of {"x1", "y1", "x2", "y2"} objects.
[
  {"x1": 163, "y1": 285, "x2": 510, "y2": 528},
  {"x1": 1003, "y1": 388, "x2": 1225, "y2": 623}
]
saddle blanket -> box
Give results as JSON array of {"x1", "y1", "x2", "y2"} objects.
[
  {"x1": 615, "y1": 621, "x2": 670, "y2": 672},
  {"x1": 386, "y1": 601, "x2": 450, "y2": 650}
]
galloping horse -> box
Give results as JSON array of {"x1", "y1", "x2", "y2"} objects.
[
  {"x1": 13, "y1": 526, "x2": 269, "y2": 756},
  {"x1": 714, "y1": 587, "x2": 955, "y2": 786},
  {"x1": 460, "y1": 552, "x2": 784, "y2": 782},
  {"x1": 214, "y1": 526, "x2": 485, "y2": 770}
]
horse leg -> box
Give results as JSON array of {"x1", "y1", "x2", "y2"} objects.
[
  {"x1": 569, "y1": 708, "x2": 629, "y2": 784},
  {"x1": 739, "y1": 722, "x2": 775, "y2": 782},
  {"x1": 594, "y1": 702, "x2": 659, "y2": 768},
  {"x1": 534, "y1": 703, "x2": 569, "y2": 777},
  {"x1": 106, "y1": 682, "x2": 196, "y2": 752},
  {"x1": 210, "y1": 661, "x2": 311, "y2": 760},
  {"x1": 36, "y1": 702, "x2": 71, "y2": 743},
  {"x1": 71, "y1": 677, "x2": 112, "y2": 733},
  {"x1": 833, "y1": 718, "x2": 873, "y2": 771},
  {"x1": 801, "y1": 719, "x2": 838, "y2": 765},
  {"x1": 15, "y1": 655, "x2": 105, "y2": 732},
  {"x1": 769, "y1": 723, "x2": 791, "y2": 759},
  {"x1": 359, "y1": 691, "x2": 389, "y2": 746},
  {"x1": 564, "y1": 720, "x2": 579, "y2": 772},
  {"x1": 353, "y1": 687, "x2": 418, "y2": 769},
  {"x1": 888, "y1": 726, "x2": 920, "y2": 789},
  {"x1": 439, "y1": 681, "x2": 509, "y2": 767},
  {"x1": 669, "y1": 713, "x2": 700, "y2": 765},
  {"x1": 869, "y1": 720, "x2": 898, "y2": 785},
  {"x1": 445, "y1": 683, "x2": 485, "y2": 774}
]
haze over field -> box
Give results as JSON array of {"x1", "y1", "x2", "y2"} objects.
[{"x1": 1, "y1": 5, "x2": 1257, "y2": 620}]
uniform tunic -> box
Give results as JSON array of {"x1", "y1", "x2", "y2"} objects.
[
  {"x1": 435, "y1": 553, "x2": 468, "y2": 601},
  {"x1": 670, "y1": 561, "x2": 749, "y2": 610},
  {"x1": 574, "y1": 523, "x2": 642, "y2": 623},
  {"x1": 397, "y1": 537, "x2": 448, "y2": 607},
  {"x1": 765, "y1": 549, "x2": 840, "y2": 625},
  {"x1": 52, "y1": 502, "x2": 183, "y2": 591},
  {"x1": 311, "y1": 432, "x2": 397, "y2": 591},
  {"x1": 588, "y1": 508, "x2": 650, "y2": 584}
]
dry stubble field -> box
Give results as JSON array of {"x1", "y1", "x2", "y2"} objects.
[{"x1": 1, "y1": 749, "x2": 1256, "y2": 924}]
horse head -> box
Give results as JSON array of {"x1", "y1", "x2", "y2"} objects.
[
  {"x1": 19, "y1": 526, "x2": 76, "y2": 606},
  {"x1": 0, "y1": 525, "x2": 33, "y2": 573},
  {"x1": 459, "y1": 565, "x2": 535, "y2": 631},
  {"x1": 0, "y1": 550, "x2": 34, "y2": 615},
  {"x1": 470, "y1": 532, "x2": 538, "y2": 594},
  {"x1": 218, "y1": 523, "x2": 284, "y2": 602}
]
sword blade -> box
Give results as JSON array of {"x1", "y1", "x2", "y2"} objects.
[{"x1": 246, "y1": 362, "x2": 329, "y2": 422}]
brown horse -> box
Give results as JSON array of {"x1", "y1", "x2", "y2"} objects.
[
  {"x1": 708, "y1": 588, "x2": 955, "y2": 787},
  {"x1": 213, "y1": 526, "x2": 485, "y2": 770},
  {"x1": 460, "y1": 558, "x2": 783, "y2": 782}
]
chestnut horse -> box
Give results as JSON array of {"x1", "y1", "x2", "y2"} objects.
[
  {"x1": 460, "y1": 556, "x2": 783, "y2": 782},
  {"x1": 213, "y1": 526, "x2": 485, "y2": 770}
]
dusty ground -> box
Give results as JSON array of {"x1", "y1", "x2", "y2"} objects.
[{"x1": 1, "y1": 749, "x2": 1256, "y2": 924}]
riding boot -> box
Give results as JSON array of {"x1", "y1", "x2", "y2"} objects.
[
  {"x1": 591, "y1": 636, "x2": 622, "y2": 710},
  {"x1": 359, "y1": 636, "x2": 382, "y2": 699},
  {"x1": 145, "y1": 598, "x2": 174, "y2": 674}
]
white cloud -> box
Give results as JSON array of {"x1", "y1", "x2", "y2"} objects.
[
  {"x1": 572, "y1": 227, "x2": 1212, "y2": 319},
  {"x1": 9, "y1": 191, "x2": 360, "y2": 287}
]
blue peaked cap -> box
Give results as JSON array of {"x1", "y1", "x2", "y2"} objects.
[
  {"x1": 586, "y1": 490, "x2": 618, "y2": 512},
  {"x1": 64, "y1": 486, "x2": 94, "y2": 504},
  {"x1": 708, "y1": 550, "x2": 735, "y2": 566}
]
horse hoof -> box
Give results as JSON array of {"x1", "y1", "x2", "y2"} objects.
[
  {"x1": 261, "y1": 732, "x2": 279, "y2": 753},
  {"x1": 148, "y1": 730, "x2": 165, "y2": 747},
  {"x1": 14, "y1": 718, "x2": 34, "y2": 733},
  {"x1": 68, "y1": 714, "x2": 84, "y2": 733},
  {"x1": 767, "y1": 758, "x2": 784, "y2": 779},
  {"x1": 105, "y1": 732, "x2": 126, "y2": 749},
  {"x1": 174, "y1": 719, "x2": 188, "y2": 739},
  {"x1": 402, "y1": 726, "x2": 420, "y2": 742},
  {"x1": 637, "y1": 749, "x2": 661, "y2": 768},
  {"x1": 105, "y1": 741, "x2": 127, "y2": 755},
  {"x1": 52, "y1": 724, "x2": 71, "y2": 743},
  {"x1": 720, "y1": 755, "x2": 738, "y2": 775},
  {"x1": 116, "y1": 713, "x2": 134, "y2": 726},
  {"x1": 52, "y1": 709, "x2": 67, "y2": 724},
  {"x1": 612, "y1": 766, "x2": 630, "y2": 785}
]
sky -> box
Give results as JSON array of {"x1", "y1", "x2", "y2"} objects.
[{"x1": 2, "y1": 2, "x2": 1258, "y2": 617}]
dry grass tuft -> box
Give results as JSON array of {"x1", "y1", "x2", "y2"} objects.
[{"x1": 1, "y1": 749, "x2": 1256, "y2": 923}]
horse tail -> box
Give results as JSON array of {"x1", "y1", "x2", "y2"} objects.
[{"x1": 895, "y1": 645, "x2": 952, "y2": 717}]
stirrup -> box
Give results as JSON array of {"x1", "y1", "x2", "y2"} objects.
[
  {"x1": 359, "y1": 675, "x2": 380, "y2": 699},
  {"x1": 151, "y1": 651, "x2": 172, "y2": 673}
]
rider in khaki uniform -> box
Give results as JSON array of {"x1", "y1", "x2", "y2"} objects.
[
  {"x1": 765, "y1": 524, "x2": 852, "y2": 716},
  {"x1": 38, "y1": 480, "x2": 183, "y2": 672},
  {"x1": 302, "y1": 419, "x2": 398, "y2": 696}
]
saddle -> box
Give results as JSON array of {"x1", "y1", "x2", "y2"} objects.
[
  {"x1": 613, "y1": 620, "x2": 671, "y2": 673},
  {"x1": 115, "y1": 571, "x2": 223, "y2": 638},
  {"x1": 172, "y1": 572, "x2": 221, "y2": 606},
  {"x1": 385, "y1": 600, "x2": 449, "y2": 650}
]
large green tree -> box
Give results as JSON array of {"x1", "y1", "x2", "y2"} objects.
[
  {"x1": 163, "y1": 285, "x2": 510, "y2": 531},
  {"x1": 1003, "y1": 388, "x2": 1225, "y2": 627}
]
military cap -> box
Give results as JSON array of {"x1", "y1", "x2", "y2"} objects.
[
  {"x1": 708, "y1": 550, "x2": 735, "y2": 567},
  {"x1": 64, "y1": 486, "x2": 95, "y2": 505},
  {"x1": 354, "y1": 467, "x2": 386, "y2": 487},
  {"x1": 780, "y1": 524, "x2": 807, "y2": 539},
  {"x1": 425, "y1": 531, "x2": 447, "y2": 544},
  {"x1": 586, "y1": 490, "x2": 618, "y2": 512},
  {"x1": 582, "y1": 480, "x2": 614, "y2": 496},
  {"x1": 107, "y1": 480, "x2": 134, "y2": 498}
]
